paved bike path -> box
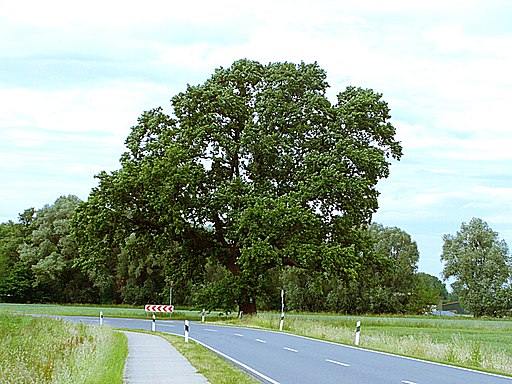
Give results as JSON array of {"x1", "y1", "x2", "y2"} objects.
[{"x1": 122, "y1": 331, "x2": 209, "y2": 384}]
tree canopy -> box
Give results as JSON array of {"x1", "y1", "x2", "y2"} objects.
[
  {"x1": 0, "y1": 196, "x2": 98, "y2": 303},
  {"x1": 0, "y1": 214, "x2": 33, "y2": 302},
  {"x1": 281, "y1": 223, "x2": 436, "y2": 315},
  {"x1": 75, "y1": 59, "x2": 402, "y2": 314},
  {"x1": 441, "y1": 218, "x2": 511, "y2": 317}
]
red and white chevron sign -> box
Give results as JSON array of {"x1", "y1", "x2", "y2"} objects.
[{"x1": 144, "y1": 304, "x2": 174, "y2": 313}]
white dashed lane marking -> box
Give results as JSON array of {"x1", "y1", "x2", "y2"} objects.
[
  {"x1": 256, "y1": 339, "x2": 267, "y2": 343},
  {"x1": 284, "y1": 347, "x2": 298, "y2": 353},
  {"x1": 235, "y1": 333, "x2": 244, "y2": 337},
  {"x1": 203, "y1": 329, "x2": 218, "y2": 332},
  {"x1": 326, "y1": 359, "x2": 350, "y2": 367}
]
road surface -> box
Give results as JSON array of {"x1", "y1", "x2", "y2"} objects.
[{"x1": 59, "y1": 315, "x2": 512, "y2": 384}]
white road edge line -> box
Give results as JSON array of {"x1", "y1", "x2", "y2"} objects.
[
  {"x1": 190, "y1": 337, "x2": 281, "y2": 384},
  {"x1": 256, "y1": 338, "x2": 266, "y2": 343},
  {"x1": 326, "y1": 359, "x2": 350, "y2": 367},
  {"x1": 235, "y1": 333, "x2": 244, "y2": 337},
  {"x1": 284, "y1": 347, "x2": 298, "y2": 352}
]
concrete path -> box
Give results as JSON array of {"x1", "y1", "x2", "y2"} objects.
[{"x1": 122, "y1": 331, "x2": 209, "y2": 384}]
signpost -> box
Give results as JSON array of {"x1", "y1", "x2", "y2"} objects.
[
  {"x1": 145, "y1": 305, "x2": 174, "y2": 313},
  {"x1": 144, "y1": 305, "x2": 174, "y2": 332}
]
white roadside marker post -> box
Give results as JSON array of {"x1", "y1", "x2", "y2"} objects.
[
  {"x1": 99, "y1": 311, "x2": 103, "y2": 326},
  {"x1": 152, "y1": 314, "x2": 156, "y2": 332},
  {"x1": 279, "y1": 290, "x2": 285, "y2": 332},
  {"x1": 355, "y1": 321, "x2": 361, "y2": 346},
  {"x1": 184, "y1": 320, "x2": 190, "y2": 343},
  {"x1": 169, "y1": 280, "x2": 174, "y2": 319},
  {"x1": 202, "y1": 309, "x2": 205, "y2": 323}
]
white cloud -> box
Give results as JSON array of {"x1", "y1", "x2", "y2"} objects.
[{"x1": 0, "y1": 82, "x2": 170, "y2": 133}]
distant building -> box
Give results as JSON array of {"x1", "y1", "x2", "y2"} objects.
[{"x1": 442, "y1": 301, "x2": 465, "y2": 315}]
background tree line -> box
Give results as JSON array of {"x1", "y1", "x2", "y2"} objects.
[
  {"x1": 1, "y1": 194, "x2": 451, "y2": 314},
  {"x1": 1, "y1": 59, "x2": 510, "y2": 316},
  {"x1": 1, "y1": 197, "x2": 510, "y2": 316}
]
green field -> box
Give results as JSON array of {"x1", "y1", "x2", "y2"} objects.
[
  {"x1": 0, "y1": 302, "x2": 222, "y2": 320},
  {"x1": 2, "y1": 303, "x2": 512, "y2": 377}
]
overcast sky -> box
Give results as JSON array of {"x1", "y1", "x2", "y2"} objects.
[{"x1": 1, "y1": 0, "x2": 511, "y2": 280}]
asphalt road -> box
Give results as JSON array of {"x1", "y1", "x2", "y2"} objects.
[{"x1": 60, "y1": 315, "x2": 512, "y2": 384}]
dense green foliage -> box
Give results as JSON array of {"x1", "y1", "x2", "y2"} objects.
[
  {"x1": 280, "y1": 224, "x2": 443, "y2": 314},
  {"x1": 0, "y1": 209, "x2": 34, "y2": 302},
  {"x1": 0, "y1": 196, "x2": 98, "y2": 303},
  {"x1": 6, "y1": 205, "x2": 500, "y2": 317},
  {"x1": 73, "y1": 59, "x2": 402, "y2": 314},
  {"x1": 442, "y1": 218, "x2": 512, "y2": 317}
]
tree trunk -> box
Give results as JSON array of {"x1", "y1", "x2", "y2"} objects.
[
  {"x1": 239, "y1": 297, "x2": 257, "y2": 316},
  {"x1": 224, "y1": 247, "x2": 258, "y2": 315}
]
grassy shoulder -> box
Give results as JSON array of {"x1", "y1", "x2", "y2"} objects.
[
  {"x1": 149, "y1": 332, "x2": 261, "y2": 384},
  {"x1": 0, "y1": 311, "x2": 127, "y2": 383}
]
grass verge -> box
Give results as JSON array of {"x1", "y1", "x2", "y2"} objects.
[
  {"x1": 142, "y1": 331, "x2": 261, "y2": 384},
  {"x1": 0, "y1": 311, "x2": 127, "y2": 383}
]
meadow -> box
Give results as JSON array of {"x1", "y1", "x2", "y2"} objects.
[
  {"x1": 0, "y1": 302, "x2": 220, "y2": 320},
  {"x1": 0, "y1": 311, "x2": 127, "y2": 383}
]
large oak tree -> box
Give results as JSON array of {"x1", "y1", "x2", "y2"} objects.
[{"x1": 75, "y1": 59, "x2": 402, "y2": 314}]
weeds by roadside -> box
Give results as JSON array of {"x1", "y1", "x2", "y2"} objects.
[{"x1": 0, "y1": 311, "x2": 127, "y2": 383}]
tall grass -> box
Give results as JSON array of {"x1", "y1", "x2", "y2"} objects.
[
  {"x1": 0, "y1": 312, "x2": 127, "y2": 383},
  {"x1": 228, "y1": 314, "x2": 512, "y2": 376}
]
